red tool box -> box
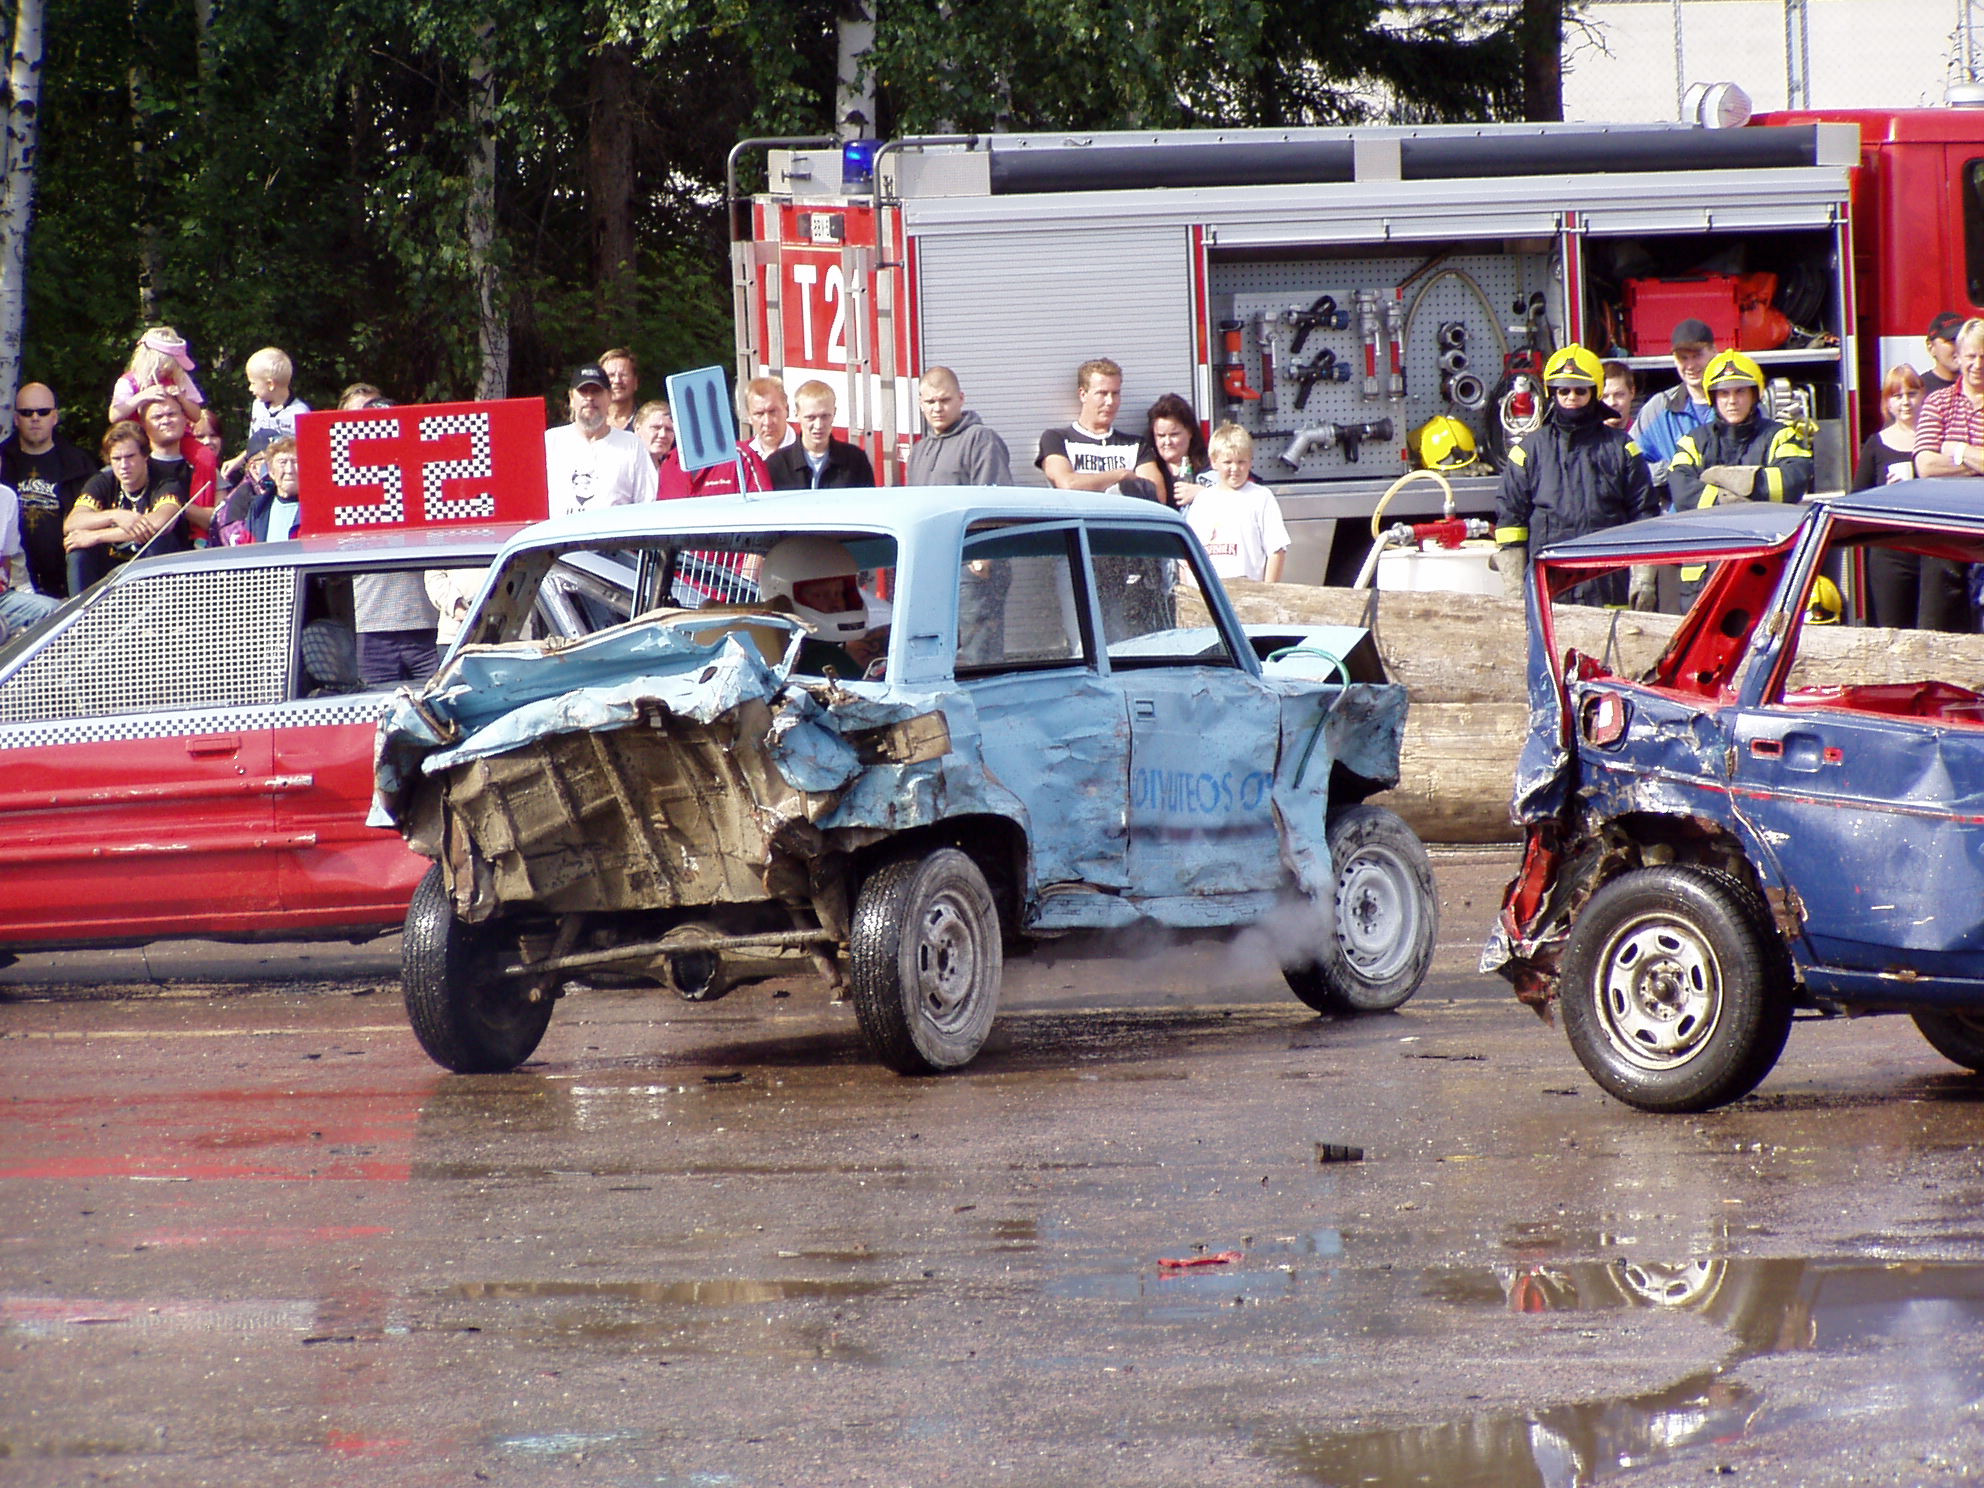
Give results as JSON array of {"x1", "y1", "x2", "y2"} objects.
[{"x1": 1623, "y1": 275, "x2": 1743, "y2": 355}]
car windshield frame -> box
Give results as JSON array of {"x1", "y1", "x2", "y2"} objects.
[{"x1": 461, "y1": 529, "x2": 899, "y2": 648}]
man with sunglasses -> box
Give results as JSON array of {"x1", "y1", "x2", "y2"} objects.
[{"x1": 1, "y1": 384, "x2": 97, "y2": 598}]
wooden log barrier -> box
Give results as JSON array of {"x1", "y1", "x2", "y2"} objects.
[{"x1": 1183, "y1": 581, "x2": 1984, "y2": 844}]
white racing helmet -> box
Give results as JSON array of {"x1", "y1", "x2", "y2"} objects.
[{"x1": 761, "y1": 535, "x2": 869, "y2": 640}]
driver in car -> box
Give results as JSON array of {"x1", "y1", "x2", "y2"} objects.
[{"x1": 759, "y1": 535, "x2": 890, "y2": 679}]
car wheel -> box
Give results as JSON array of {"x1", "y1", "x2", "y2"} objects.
[
  {"x1": 1559, "y1": 866, "x2": 1792, "y2": 1113},
  {"x1": 848, "y1": 848, "x2": 1002, "y2": 1074},
  {"x1": 1912, "y1": 1010, "x2": 1984, "y2": 1072},
  {"x1": 402, "y1": 864, "x2": 553, "y2": 1073},
  {"x1": 1283, "y1": 804, "x2": 1438, "y2": 1014}
]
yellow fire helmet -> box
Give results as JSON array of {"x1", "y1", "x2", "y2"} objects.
[
  {"x1": 1805, "y1": 574, "x2": 1843, "y2": 625},
  {"x1": 1704, "y1": 349, "x2": 1766, "y2": 393},
  {"x1": 1542, "y1": 344, "x2": 1604, "y2": 389},
  {"x1": 1414, "y1": 415, "x2": 1479, "y2": 471}
]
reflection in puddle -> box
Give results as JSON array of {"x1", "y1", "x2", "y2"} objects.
[
  {"x1": 443, "y1": 1276, "x2": 910, "y2": 1361},
  {"x1": 1283, "y1": 1258, "x2": 1984, "y2": 1486}
]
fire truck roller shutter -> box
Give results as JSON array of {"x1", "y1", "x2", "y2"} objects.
[{"x1": 911, "y1": 225, "x2": 1196, "y2": 489}]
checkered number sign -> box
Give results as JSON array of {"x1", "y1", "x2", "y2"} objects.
[
  {"x1": 328, "y1": 411, "x2": 494, "y2": 527},
  {"x1": 295, "y1": 398, "x2": 549, "y2": 536}
]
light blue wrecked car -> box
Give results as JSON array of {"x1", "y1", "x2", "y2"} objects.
[{"x1": 373, "y1": 487, "x2": 1436, "y2": 1075}]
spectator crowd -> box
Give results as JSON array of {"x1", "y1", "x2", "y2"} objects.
[{"x1": 2, "y1": 308, "x2": 1979, "y2": 644}]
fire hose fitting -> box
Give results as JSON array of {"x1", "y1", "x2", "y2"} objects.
[
  {"x1": 1291, "y1": 349, "x2": 1352, "y2": 410},
  {"x1": 1447, "y1": 371, "x2": 1486, "y2": 409},
  {"x1": 1354, "y1": 289, "x2": 1383, "y2": 401},
  {"x1": 1219, "y1": 318, "x2": 1263, "y2": 403},
  {"x1": 1280, "y1": 418, "x2": 1395, "y2": 467},
  {"x1": 1383, "y1": 294, "x2": 1406, "y2": 399},
  {"x1": 1281, "y1": 294, "x2": 1348, "y2": 357}
]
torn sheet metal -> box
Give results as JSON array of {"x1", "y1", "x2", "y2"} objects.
[
  {"x1": 374, "y1": 581, "x2": 1413, "y2": 936},
  {"x1": 1486, "y1": 484, "x2": 1984, "y2": 1011},
  {"x1": 375, "y1": 609, "x2": 964, "y2": 920}
]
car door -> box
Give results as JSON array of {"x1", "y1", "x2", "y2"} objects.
[
  {"x1": 0, "y1": 560, "x2": 290, "y2": 943},
  {"x1": 1087, "y1": 524, "x2": 1285, "y2": 920},
  {"x1": 956, "y1": 522, "x2": 1131, "y2": 926},
  {"x1": 1730, "y1": 692, "x2": 1984, "y2": 978},
  {"x1": 271, "y1": 560, "x2": 478, "y2": 926},
  {"x1": 1726, "y1": 533, "x2": 1984, "y2": 979}
]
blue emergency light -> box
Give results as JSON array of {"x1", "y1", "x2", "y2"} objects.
[{"x1": 842, "y1": 139, "x2": 879, "y2": 191}]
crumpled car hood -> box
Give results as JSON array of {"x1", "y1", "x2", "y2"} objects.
[{"x1": 372, "y1": 610, "x2": 986, "y2": 920}]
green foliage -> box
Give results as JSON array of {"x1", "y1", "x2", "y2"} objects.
[{"x1": 20, "y1": 0, "x2": 1549, "y2": 435}]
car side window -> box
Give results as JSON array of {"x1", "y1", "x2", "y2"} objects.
[
  {"x1": 1774, "y1": 531, "x2": 1984, "y2": 723},
  {"x1": 295, "y1": 573, "x2": 365, "y2": 698},
  {"x1": 0, "y1": 566, "x2": 293, "y2": 722},
  {"x1": 957, "y1": 525, "x2": 1092, "y2": 675},
  {"x1": 1086, "y1": 525, "x2": 1238, "y2": 670}
]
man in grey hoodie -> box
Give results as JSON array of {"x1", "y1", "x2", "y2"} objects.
[{"x1": 905, "y1": 367, "x2": 1012, "y2": 485}]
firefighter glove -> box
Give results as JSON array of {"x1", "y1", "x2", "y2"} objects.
[
  {"x1": 1700, "y1": 464, "x2": 1759, "y2": 500},
  {"x1": 1629, "y1": 565, "x2": 1660, "y2": 612},
  {"x1": 1497, "y1": 544, "x2": 1527, "y2": 602}
]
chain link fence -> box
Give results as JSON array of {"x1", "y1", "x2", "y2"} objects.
[{"x1": 1564, "y1": 0, "x2": 1974, "y2": 120}]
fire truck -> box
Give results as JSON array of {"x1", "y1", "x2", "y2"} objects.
[{"x1": 731, "y1": 102, "x2": 1983, "y2": 583}]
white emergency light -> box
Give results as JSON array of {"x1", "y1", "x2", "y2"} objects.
[{"x1": 1683, "y1": 82, "x2": 1753, "y2": 129}]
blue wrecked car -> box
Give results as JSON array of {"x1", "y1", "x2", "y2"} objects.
[
  {"x1": 374, "y1": 487, "x2": 1436, "y2": 1075},
  {"x1": 1485, "y1": 478, "x2": 1984, "y2": 1111}
]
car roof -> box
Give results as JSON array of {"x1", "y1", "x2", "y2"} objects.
[
  {"x1": 509, "y1": 486, "x2": 1190, "y2": 550},
  {"x1": 98, "y1": 525, "x2": 529, "y2": 583},
  {"x1": 1536, "y1": 502, "x2": 1811, "y2": 561},
  {"x1": 1538, "y1": 479, "x2": 1984, "y2": 563},
  {"x1": 1826, "y1": 476, "x2": 1984, "y2": 526}
]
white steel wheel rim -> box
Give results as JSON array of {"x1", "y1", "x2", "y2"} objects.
[
  {"x1": 1335, "y1": 844, "x2": 1419, "y2": 982},
  {"x1": 1593, "y1": 912, "x2": 1723, "y2": 1071},
  {"x1": 911, "y1": 890, "x2": 988, "y2": 1032},
  {"x1": 1615, "y1": 1258, "x2": 1726, "y2": 1308}
]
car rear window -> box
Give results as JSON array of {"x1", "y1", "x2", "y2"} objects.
[{"x1": 0, "y1": 566, "x2": 294, "y2": 722}]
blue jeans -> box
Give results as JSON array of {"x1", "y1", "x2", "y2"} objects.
[{"x1": 0, "y1": 587, "x2": 59, "y2": 640}]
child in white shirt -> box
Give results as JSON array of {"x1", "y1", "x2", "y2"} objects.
[
  {"x1": 1187, "y1": 423, "x2": 1290, "y2": 582},
  {"x1": 244, "y1": 346, "x2": 312, "y2": 449}
]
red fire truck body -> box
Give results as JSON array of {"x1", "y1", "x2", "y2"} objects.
[
  {"x1": 1762, "y1": 106, "x2": 1984, "y2": 397},
  {"x1": 734, "y1": 108, "x2": 1981, "y2": 581}
]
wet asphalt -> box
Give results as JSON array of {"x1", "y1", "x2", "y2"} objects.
[{"x1": 5, "y1": 846, "x2": 1984, "y2": 1487}]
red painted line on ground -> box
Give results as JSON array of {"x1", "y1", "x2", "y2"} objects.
[{"x1": 0, "y1": 1158, "x2": 411, "y2": 1182}]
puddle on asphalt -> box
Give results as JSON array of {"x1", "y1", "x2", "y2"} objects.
[
  {"x1": 453, "y1": 1278, "x2": 902, "y2": 1306},
  {"x1": 1280, "y1": 1257, "x2": 1984, "y2": 1486}
]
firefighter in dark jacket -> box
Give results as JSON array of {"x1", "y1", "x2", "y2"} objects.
[
  {"x1": 1667, "y1": 350, "x2": 1815, "y2": 602},
  {"x1": 1667, "y1": 350, "x2": 1814, "y2": 511},
  {"x1": 1495, "y1": 345, "x2": 1657, "y2": 606}
]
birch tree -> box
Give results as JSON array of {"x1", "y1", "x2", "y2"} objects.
[
  {"x1": 0, "y1": 0, "x2": 45, "y2": 420},
  {"x1": 468, "y1": 30, "x2": 508, "y2": 400}
]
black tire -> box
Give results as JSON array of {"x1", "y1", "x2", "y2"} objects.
[
  {"x1": 848, "y1": 848, "x2": 1002, "y2": 1074},
  {"x1": 402, "y1": 864, "x2": 552, "y2": 1073},
  {"x1": 1912, "y1": 1010, "x2": 1984, "y2": 1072},
  {"x1": 1283, "y1": 804, "x2": 1438, "y2": 1014},
  {"x1": 1558, "y1": 865, "x2": 1793, "y2": 1113}
]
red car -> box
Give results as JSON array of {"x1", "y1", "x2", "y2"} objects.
[{"x1": 0, "y1": 530, "x2": 630, "y2": 960}]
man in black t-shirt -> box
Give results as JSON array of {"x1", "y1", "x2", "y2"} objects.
[
  {"x1": 1036, "y1": 357, "x2": 1165, "y2": 498},
  {"x1": 0, "y1": 383, "x2": 98, "y2": 597},
  {"x1": 64, "y1": 422, "x2": 191, "y2": 593}
]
